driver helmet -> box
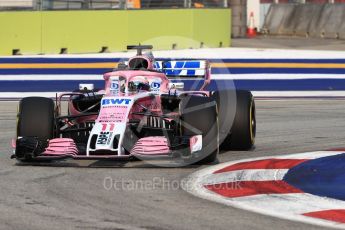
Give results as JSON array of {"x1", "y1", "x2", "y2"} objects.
[{"x1": 128, "y1": 76, "x2": 150, "y2": 92}]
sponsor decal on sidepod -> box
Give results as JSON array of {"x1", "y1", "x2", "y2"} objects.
[{"x1": 102, "y1": 98, "x2": 132, "y2": 106}]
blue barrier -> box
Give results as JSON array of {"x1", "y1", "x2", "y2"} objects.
[
  {"x1": 3, "y1": 79, "x2": 345, "y2": 92},
  {"x1": 0, "y1": 57, "x2": 345, "y2": 94}
]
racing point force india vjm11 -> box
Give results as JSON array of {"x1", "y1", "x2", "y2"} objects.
[{"x1": 13, "y1": 45, "x2": 256, "y2": 165}]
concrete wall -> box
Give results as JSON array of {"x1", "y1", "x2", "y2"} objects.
[
  {"x1": 228, "y1": 0, "x2": 246, "y2": 38},
  {"x1": 0, "y1": 12, "x2": 41, "y2": 55},
  {"x1": 263, "y1": 4, "x2": 345, "y2": 39},
  {"x1": 0, "y1": 9, "x2": 231, "y2": 55}
]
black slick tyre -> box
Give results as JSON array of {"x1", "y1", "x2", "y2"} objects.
[{"x1": 179, "y1": 95, "x2": 219, "y2": 164}]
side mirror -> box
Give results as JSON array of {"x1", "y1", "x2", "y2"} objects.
[
  {"x1": 117, "y1": 62, "x2": 128, "y2": 70},
  {"x1": 168, "y1": 82, "x2": 184, "y2": 90}
]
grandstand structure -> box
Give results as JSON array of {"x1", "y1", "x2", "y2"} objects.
[
  {"x1": 0, "y1": 0, "x2": 344, "y2": 55},
  {"x1": 0, "y1": 0, "x2": 33, "y2": 10},
  {"x1": 0, "y1": 0, "x2": 228, "y2": 10}
]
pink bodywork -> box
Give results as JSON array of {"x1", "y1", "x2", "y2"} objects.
[
  {"x1": 103, "y1": 70, "x2": 170, "y2": 95},
  {"x1": 131, "y1": 136, "x2": 170, "y2": 156},
  {"x1": 44, "y1": 56, "x2": 212, "y2": 159},
  {"x1": 97, "y1": 105, "x2": 129, "y2": 123},
  {"x1": 43, "y1": 138, "x2": 78, "y2": 156},
  {"x1": 41, "y1": 136, "x2": 171, "y2": 158}
]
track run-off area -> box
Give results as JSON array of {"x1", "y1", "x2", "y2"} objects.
[{"x1": 1, "y1": 99, "x2": 345, "y2": 230}]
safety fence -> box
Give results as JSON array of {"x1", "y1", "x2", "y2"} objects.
[{"x1": 263, "y1": 3, "x2": 345, "y2": 39}]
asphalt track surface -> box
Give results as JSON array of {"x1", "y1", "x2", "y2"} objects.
[{"x1": 1, "y1": 100, "x2": 345, "y2": 230}]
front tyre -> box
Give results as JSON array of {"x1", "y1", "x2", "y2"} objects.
[
  {"x1": 17, "y1": 97, "x2": 55, "y2": 140},
  {"x1": 179, "y1": 96, "x2": 219, "y2": 164},
  {"x1": 16, "y1": 97, "x2": 55, "y2": 160},
  {"x1": 227, "y1": 90, "x2": 256, "y2": 150}
]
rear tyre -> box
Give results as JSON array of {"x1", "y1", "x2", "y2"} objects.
[
  {"x1": 180, "y1": 96, "x2": 219, "y2": 164},
  {"x1": 222, "y1": 90, "x2": 256, "y2": 150},
  {"x1": 17, "y1": 97, "x2": 55, "y2": 141}
]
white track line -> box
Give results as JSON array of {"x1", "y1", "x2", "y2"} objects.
[
  {"x1": 0, "y1": 75, "x2": 103, "y2": 80},
  {"x1": 211, "y1": 74, "x2": 345, "y2": 80},
  {"x1": 202, "y1": 169, "x2": 288, "y2": 185},
  {"x1": 2, "y1": 92, "x2": 345, "y2": 100},
  {"x1": 1, "y1": 74, "x2": 345, "y2": 80},
  {"x1": 2, "y1": 47, "x2": 344, "y2": 58},
  {"x1": 253, "y1": 91, "x2": 345, "y2": 97}
]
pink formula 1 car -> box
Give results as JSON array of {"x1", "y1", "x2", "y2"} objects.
[{"x1": 13, "y1": 46, "x2": 256, "y2": 166}]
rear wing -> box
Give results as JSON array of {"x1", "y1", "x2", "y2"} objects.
[
  {"x1": 154, "y1": 60, "x2": 211, "y2": 90},
  {"x1": 154, "y1": 60, "x2": 210, "y2": 78}
]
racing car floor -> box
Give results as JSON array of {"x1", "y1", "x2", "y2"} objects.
[{"x1": 0, "y1": 100, "x2": 344, "y2": 230}]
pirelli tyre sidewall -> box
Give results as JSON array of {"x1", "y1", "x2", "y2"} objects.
[
  {"x1": 17, "y1": 97, "x2": 55, "y2": 141},
  {"x1": 179, "y1": 95, "x2": 219, "y2": 164},
  {"x1": 211, "y1": 90, "x2": 237, "y2": 150}
]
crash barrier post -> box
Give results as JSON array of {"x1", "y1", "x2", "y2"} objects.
[{"x1": 229, "y1": 0, "x2": 247, "y2": 38}]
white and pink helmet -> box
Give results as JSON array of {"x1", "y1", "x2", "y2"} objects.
[{"x1": 128, "y1": 76, "x2": 150, "y2": 92}]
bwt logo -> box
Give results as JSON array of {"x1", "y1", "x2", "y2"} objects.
[
  {"x1": 151, "y1": 82, "x2": 161, "y2": 89},
  {"x1": 102, "y1": 98, "x2": 132, "y2": 106},
  {"x1": 111, "y1": 82, "x2": 119, "y2": 90}
]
